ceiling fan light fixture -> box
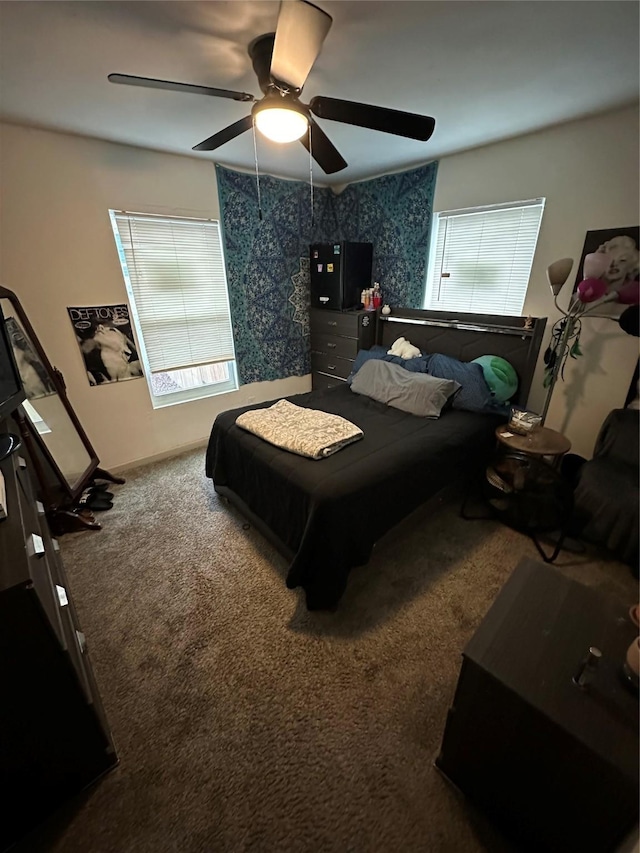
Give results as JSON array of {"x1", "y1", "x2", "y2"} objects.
[
  {"x1": 110, "y1": 1, "x2": 436, "y2": 172},
  {"x1": 253, "y1": 103, "x2": 309, "y2": 143}
]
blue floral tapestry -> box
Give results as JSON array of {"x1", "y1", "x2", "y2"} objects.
[
  {"x1": 333, "y1": 162, "x2": 439, "y2": 308},
  {"x1": 216, "y1": 160, "x2": 438, "y2": 385}
]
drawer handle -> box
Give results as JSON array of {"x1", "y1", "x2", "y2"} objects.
[
  {"x1": 327, "y1": 364, "x2": 336, "y2": 371},
  {"x1": 27, "y1": 533, "x2": 45, "y2": 557},
  {"x1": 17, "y1": 456, "x2": 27, "y2": 470},
  {"x1": 36, "y1": 500, "x2": 45, "y2": 515},
  {"x1": 327, "y1": 342, "x2": 337, "y2": 349},
  {"x1": 76, "y1": 630, "x2": 86, "y2": 653},
  {"x1": 327, "y1": 321, "x2": 337, "y2": 327},
  {"x1": 55, "y1": 584, "x2": 69, "y2": 607}
]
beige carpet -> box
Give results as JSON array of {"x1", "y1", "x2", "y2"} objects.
[{"x1": 24, "y1": 448, "x2": 636, "y2": 853}]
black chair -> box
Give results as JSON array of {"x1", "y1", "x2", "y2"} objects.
[{"x1": 566, "y1": 408, "x2": 639, "y2": 575}]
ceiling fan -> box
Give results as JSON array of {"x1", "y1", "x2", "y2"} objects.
[{"x1": 108, "y1": 0, "x2": 436, "y2": 175}]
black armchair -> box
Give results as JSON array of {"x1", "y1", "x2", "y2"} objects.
[{"x1": 569, "y1": 408, "x2": 639, "y2": 573}]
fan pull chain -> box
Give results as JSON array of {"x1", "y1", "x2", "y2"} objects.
[
  {"x1": 308, "y1": 124, "x2": 314, "y2": 226},
  {"x1": 252, "y1": 119, "x2": 263, "y2": 221}
]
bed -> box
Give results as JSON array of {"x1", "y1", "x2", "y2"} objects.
[{"x1": 206, "y1": 308, "x2": 547, "y2": 609}]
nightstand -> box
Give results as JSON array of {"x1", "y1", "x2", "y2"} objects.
[
  {"x1": 436, "y1": 557, "x2": 639, "y2": 853},
  {"x1": 482, "y1": 450, "x2": 575, "y2": 563},
  {"x1": 484, "y1": 425, "x2": 574, "y2": 562},
  {"x1": 310, "y1": 308, "x2": 376, "y2": 390},
  {"x1": 495, "y1": 424, "x2": 571, "y2": 465}
]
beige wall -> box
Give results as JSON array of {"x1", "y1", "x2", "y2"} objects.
[
  {"x1": 1, "y1": 107, "x2": 638, "y2": 467},
  {"x1": 0, "y1": 123, "x2": 309, "y2": 470},
  {"x1": 434, "y1": 105, "x2": 639, "y2": 457}
]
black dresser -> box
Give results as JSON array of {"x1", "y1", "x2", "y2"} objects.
[
  {"x1": 436, "y1": 558, "x2": 639, "y2": 853},
  {"x1": 310, "y1": 309, "x2": 376, "y2": 390},
  {"x1": 0, "y1": 415, "x2": 117, "y2": 851}
]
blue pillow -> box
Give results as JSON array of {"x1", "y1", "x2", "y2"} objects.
[
  {"x1": 347, "y1": 346, "x2": 431, "y2": 385},
  {"x1": 348, "y1": 346, "x2": 388, "y2": 380},
  {"x1": 427, "y1": 353, "x2": 499, "y2": 413}
]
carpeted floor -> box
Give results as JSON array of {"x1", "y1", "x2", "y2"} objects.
[{"x1": 22, "y1": 447, "x2": 636, "y2": 853}]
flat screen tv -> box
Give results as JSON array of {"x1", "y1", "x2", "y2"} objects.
[{"x1": 0, "y1": 301, "x2": 26, "y2": 460}]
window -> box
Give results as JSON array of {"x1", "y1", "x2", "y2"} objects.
[
  {"x1": 109, "y1": 211, "x2": 237, "y2": 408},
  {"x1": 424, "y1": 199, "x2": 545, "y2": 316}
]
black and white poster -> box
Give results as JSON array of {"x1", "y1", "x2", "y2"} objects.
[
  {"x1": 4, "y1": 315, "x2": 57, "y2": 399},
  {"x1": 68, "y1": 304, "x2": 143, "y2": 386}
]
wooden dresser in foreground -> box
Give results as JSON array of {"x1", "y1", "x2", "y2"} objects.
[
  {"x1": 436, "y1": 557, "x2": 638, "y2": 853},
  {"x1": 310, "y1": 308, "x2": 376, "y2": 390},
  {"x1": 0, "y1": 415, "x2": 117, "y2": 852}
]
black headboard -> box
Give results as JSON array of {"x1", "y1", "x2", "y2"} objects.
[{"x1": 377, "y1": 308, "x2": 547, "y2": 407}]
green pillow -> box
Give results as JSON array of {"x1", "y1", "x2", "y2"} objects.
[{"x1": 471, "y1": 355, "x2": 518, "y2": 403}]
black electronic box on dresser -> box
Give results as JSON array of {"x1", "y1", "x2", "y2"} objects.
[
  {"x1": 0, "y1": 413, "x2": 117, "y2": 852},
  {"x1": 310, "y1": 242, "x2": 373, "y2": 311},
  {"x1": 310, "y1": 309, "x2": 376, "y2": 390}
]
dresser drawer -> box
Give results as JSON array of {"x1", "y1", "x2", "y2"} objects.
[
  {"x1": 312, "y1": 373, "x2": 347, "y2": 391},
  {"x1": 27, "y1": 546, "x2": 65, "y2": 647},
  {"x1": 59, "y1": 601, "x2": 93, "y2": 704},
  {"x1": 19, "y1": 487, "x2": 45, "y2": 546},
  {"x1": 311, "y1": 333, "x2": 359, "y2": 360},
  {"x1": 311, "y1": 352, "x2": 353, "y2": 380},
  {"x1": 310, "y1": 309, "x2": 361, "y2": 338},
  {"x1": 14, "y1": 453, "x2": 35, "y2": 501}
]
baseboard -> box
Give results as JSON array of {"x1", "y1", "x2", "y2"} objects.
[{"x1": 108, "y1": 438, "x2": 209, "y2": 475}]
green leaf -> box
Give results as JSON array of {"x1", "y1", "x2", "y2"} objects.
[{"x1": 570, "y1": 339, "x2": 583, "y2": 358}]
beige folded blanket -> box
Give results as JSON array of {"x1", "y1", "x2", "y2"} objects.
[{"x1": 235, "y1": 399, "x2": 363, "y2": 460}]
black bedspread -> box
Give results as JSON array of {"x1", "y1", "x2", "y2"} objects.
[{"x1": 206, "y1": 385, "x2": 504, "y2": 609}]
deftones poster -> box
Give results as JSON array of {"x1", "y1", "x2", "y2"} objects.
[{"x1": 68, "y1": 304, "x2": 143, "y2": 386}]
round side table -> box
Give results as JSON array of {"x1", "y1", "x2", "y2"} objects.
[
  {"x1": 469, "y1": 425, "x2": 573, "y2": 563},
  {"x1": 483, "y1": 451, "x2": 575, "y2": 563},
  {"x1": 495, "y1": 425, "x2": 571, "y2": 466}
]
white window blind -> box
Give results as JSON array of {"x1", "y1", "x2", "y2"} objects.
[
  {"x1": 425, "y1": 199, "x2": 545, "y2": 316},
  {"x1": 112, "y1": 212, "x2": 234, "y2": 373}
]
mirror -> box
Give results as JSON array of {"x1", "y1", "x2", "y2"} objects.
[
  {"x1": 0, "y1": 286, "x2": 123, "y2": 533},
  {"x1": 22, "y1": 397, "x2": 92, "y2": 490},
  {"x1": 1, "y1": 300, "x2": 93, "y2": 491}
]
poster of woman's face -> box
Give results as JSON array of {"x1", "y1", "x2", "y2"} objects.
[{"x1": 573, "y1": 226, "x2": 639, "y2": 318}]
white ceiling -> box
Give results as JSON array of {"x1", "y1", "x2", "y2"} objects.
[{"x1": 1, "y1": 1, "x2": 638, "y2": 187}]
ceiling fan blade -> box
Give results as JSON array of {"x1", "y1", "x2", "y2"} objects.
[
  {"x1": 271, "y1": 1, "x2": 332, "y2": 91},
  {"x1": 108, "y1": 74, "x2": 254, "y2": 103},
  {"x1": 192, "y1": 116, "x2": 254, "y2": 152},
  {"x1": 299, "y1": 118, "x2": 347, "y2": 174},
  {"x1": 309, "y1": 96, "x2": 436, "y2": 141}
]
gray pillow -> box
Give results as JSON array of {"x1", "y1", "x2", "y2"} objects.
[{"x1": 350, "y1": 359, "x2": 460, "y2": 418}]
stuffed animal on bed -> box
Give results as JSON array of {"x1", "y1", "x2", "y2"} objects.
[{"x1": 387, "y1": 337, "x2": 422, "y2": 359}]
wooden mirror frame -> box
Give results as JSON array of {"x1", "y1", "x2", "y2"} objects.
[{"x1": 0, "y1": 286, "x2": 122, "y2": 531}]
